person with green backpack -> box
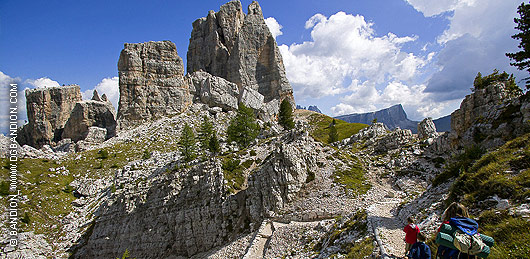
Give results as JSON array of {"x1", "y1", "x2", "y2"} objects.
[{"x1": 435, "y1": 203, "x2": 494, "y2": 259}]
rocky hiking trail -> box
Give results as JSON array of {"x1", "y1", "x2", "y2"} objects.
[
  {"x1": 366, "y1": 172, "x2": 407, "y2": 258},
  {"x1": 232, "y1": 150, "x2": 412, "y2": 259}
]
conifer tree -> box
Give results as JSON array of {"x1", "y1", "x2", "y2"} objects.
[
  {"x1": 208, "y1": 134, "x2": 220, "y2": 154},
  {"x1": 198, "y1": 115, "x2": 214, "y2": 150},
  {"x1": 227, "y1": 103, "x2": 260, "y2": 148},
  {"x1": 279, "y1": 99, "x2": 295, "y2": 130},
  {"x1": 178, "y1": 123, "x2": 197, "y2": 163},
  {"x1": 506, "y1": 2, "x2": 530, "y2": 89},
  {"x1": 328, "y1": 119, "x2": 339, "y2": 143}
]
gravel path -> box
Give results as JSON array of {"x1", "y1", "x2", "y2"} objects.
[{"x1": 365, "y1": 165, "x2": 407, "y2": 258}]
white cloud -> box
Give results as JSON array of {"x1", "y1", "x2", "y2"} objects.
[
  {"x1": 265, "y1": 17, "x2": 283, "y2": 39},
  {"x1": 280, "y1": 11, "x2": 430, "y2": 117},
  {"x1": 421, "y1": 0, "x2": 524, "y2": 101},
  {"x1": 24, "y1": 77, "x2": 60, "y2": 88},
  {"x1": 405, "y1": 0, "x2": 476, "y2": 17},
  {"x1": 331, "y1": 80, "x2": 459, "y2": 119},
  {"x1": 82, "y1": 77, "x2": 119, "y2": 110}
]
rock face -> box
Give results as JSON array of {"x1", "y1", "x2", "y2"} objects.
[
  {"x1": 449, "y1": 81, "x2": 528, "y2": 149},
  {"x1": 17, "y1": 85, "x2": 83, "y2": 148},
  {"x1": 117, "y1": 41, "x2": 192, "y2": 129},
  {"x1": 417, "y1": 118, "x2": 438, "y2": 139},
  {"x1": 62, "y1": 90, "x2": 117, "y2": 142},
  {"x1": 451, "y1": 82, "x2": 509, "y2": 138},
  {"x1": 344, "y1": 122, "x2": 388, "y2": 145},
  {"x1": 187, "y1": 1, "x2": 294, "y2": 118},
  {"x1": 187, "y1": 71, "x2": 239, "y2": 111}
]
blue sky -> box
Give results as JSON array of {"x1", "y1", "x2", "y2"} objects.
[{"x1": 0, "y1": 0, "x2": 526, "y2": 133}]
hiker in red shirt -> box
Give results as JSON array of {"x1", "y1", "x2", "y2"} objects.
[{"x1": 403, "y1": 217, "x2": 420, "y2": 256}]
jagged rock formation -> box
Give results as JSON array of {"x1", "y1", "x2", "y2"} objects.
[
  {"x1": 450, "y1": 81, "x2": 529, "y2": 149},
  {"x1": 187, "y1": 0, "x2": 294, "y2": 118},
  {"x1": 296, "y1": 105, "x2": 322, "y2": 113},
  {"x1": 62, "y1": 90, "x2": 117, "y2": 142},
  {"x1": 417, "y1": 118, "x2": 438, "y2": 139},
  {"x1": 117, "y1": 41, "x2": 192, "y2": 129},
  {"x1": 17, "y1": 85, "x2": 83, "y2": 148},
  {"x1": 335, "y1": 104, "x2": 419, "y2": 133}
]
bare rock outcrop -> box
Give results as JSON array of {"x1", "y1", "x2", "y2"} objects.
[
  {"x1": 450, "y1": 81, "x2": 528, "y2": 149},
  {"x1": 187, "y1": 71, "x2": 239, "y2": 111},
  {"x1": 17, "y1": 85, "x2": 82, "y2": 148},
  {"x1": 117, "y1": 41, "x2": 192, "y2": 129},
  {"x1": 62, "y1": 90, "x2": 117, "y2": 142},
  {"x1": 417, "y1": 118, "x2": 438, "y2": 139},
  {"x1": 188, "y1": 1, "x2": 294, "y2": 119}
]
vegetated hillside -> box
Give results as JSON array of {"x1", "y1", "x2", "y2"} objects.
[
  {"x1": 297, "y1": 109, "x2": 368, "y2": 144},
  {"x1": 425, "y1": 133, "x2": 530, "y2": 258}
]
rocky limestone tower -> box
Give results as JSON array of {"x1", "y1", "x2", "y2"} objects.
[
  {"x1": 117, "y1": 41, "x2": 192, "y2": 129},
  {"x1": 62, "y1": 90, "x2": 117, "y2": 142},
  {"x1": 17, "y1": 85, "x2": 82, "y2": 148},
  {"x1": 187, "y1": 1, "x2": 295, "y2": 114}
]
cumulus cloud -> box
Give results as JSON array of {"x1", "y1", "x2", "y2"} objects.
[
  {"x1": 405, "y1": 0, "x2": 476, "y2": 17},
  {"x1": 280, "y1": 11, "x2": 434, "y2": 117},
  {"x1": 330, "y1": 81, "x2": 453, "y2": 119},
  {"x1": 265, "y1": 17, "x2": 283, "y2": 39},
  {"x1": 82, "y1": 77, "x2": 119, "y2": 110},
  {"x1": 24, "y1": 77, "x2": 60, "y2": 88},
  {"x1": 409, "y1": 0, "x2": 524, "y2": 102}
]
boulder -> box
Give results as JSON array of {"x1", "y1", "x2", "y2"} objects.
[
  {"x1": 62, "y1": 90, "x2": 117, "y2": 142},
  {"x1": 187, "y1": 71, "x2": 239, "y2": 111},
  {"x1": 117, "y1": 41, "x2": 192, "y2": 129},
  {"x1": 17, "y1": 85, "x2": 82, "y2": 148},
  {"x1": 84, "y1": 127, "x2": 107, "y2": 143},
  {"x1": 347, "y1": 122, "x2": 388, "y2": 144},
  {"x1": 417, "y1": 118, "x2": 438, "y2": 139}
]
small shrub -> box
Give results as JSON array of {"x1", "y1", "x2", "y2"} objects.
[
  {"x1": 306, "y1": 171, "x2": 315, "y2": 183},
  {"x1": 98, "y1": 150, "x2": 109, "y2": 159},
  {"x1": 94, "y1": 161, "x2": 103, "y2": 169},
  {"x1": 62, "y1": 185, "x2": 74, "y2": 194},
  {"x1": 142, "y1": 150, "x2": 151, "y2": 160},
  {"x1": 21, "y1": 212, "x2": 30, "y2": 224},
  {"x1": 0, "y1": 181, "x2": 9, "y2": 196}
]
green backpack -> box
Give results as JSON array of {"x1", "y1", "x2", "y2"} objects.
[{"x1": 453, "y1": 229, "x2": 486, "y2": 255}]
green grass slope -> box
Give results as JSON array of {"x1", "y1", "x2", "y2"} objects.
[{"x1": 306, "y1": 112, "x2": 368, "y2": 144}]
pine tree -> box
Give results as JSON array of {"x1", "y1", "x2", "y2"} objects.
[
  {"x1": 178, "y1": 123, "x2": 197, "y2": 163},
  {"x1": 506, "y1": 2, "x2": 530, "y2": 89},
  {"x1": 198, "y1": 116, "x2": 214, "y2": 150},
  {"x1": 279, "y1": 99, "x2": 295, "y2": 130},
  {"x1": 208, "y1": 134, "x2": 220, "y2": 154},
  {"x1": 328, "y1": 119, "x2": 339, "y2": 143},
  {"x1": 227, "y1": 103, "x2": 260, "y2": 148}
]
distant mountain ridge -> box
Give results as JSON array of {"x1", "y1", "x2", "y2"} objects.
[
  {"x1": 335, "y1": 104, "x2": 451, "y2": 133},
  {"x1": 296, "y1": 105, "x2": 322, "y2": 113}
]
